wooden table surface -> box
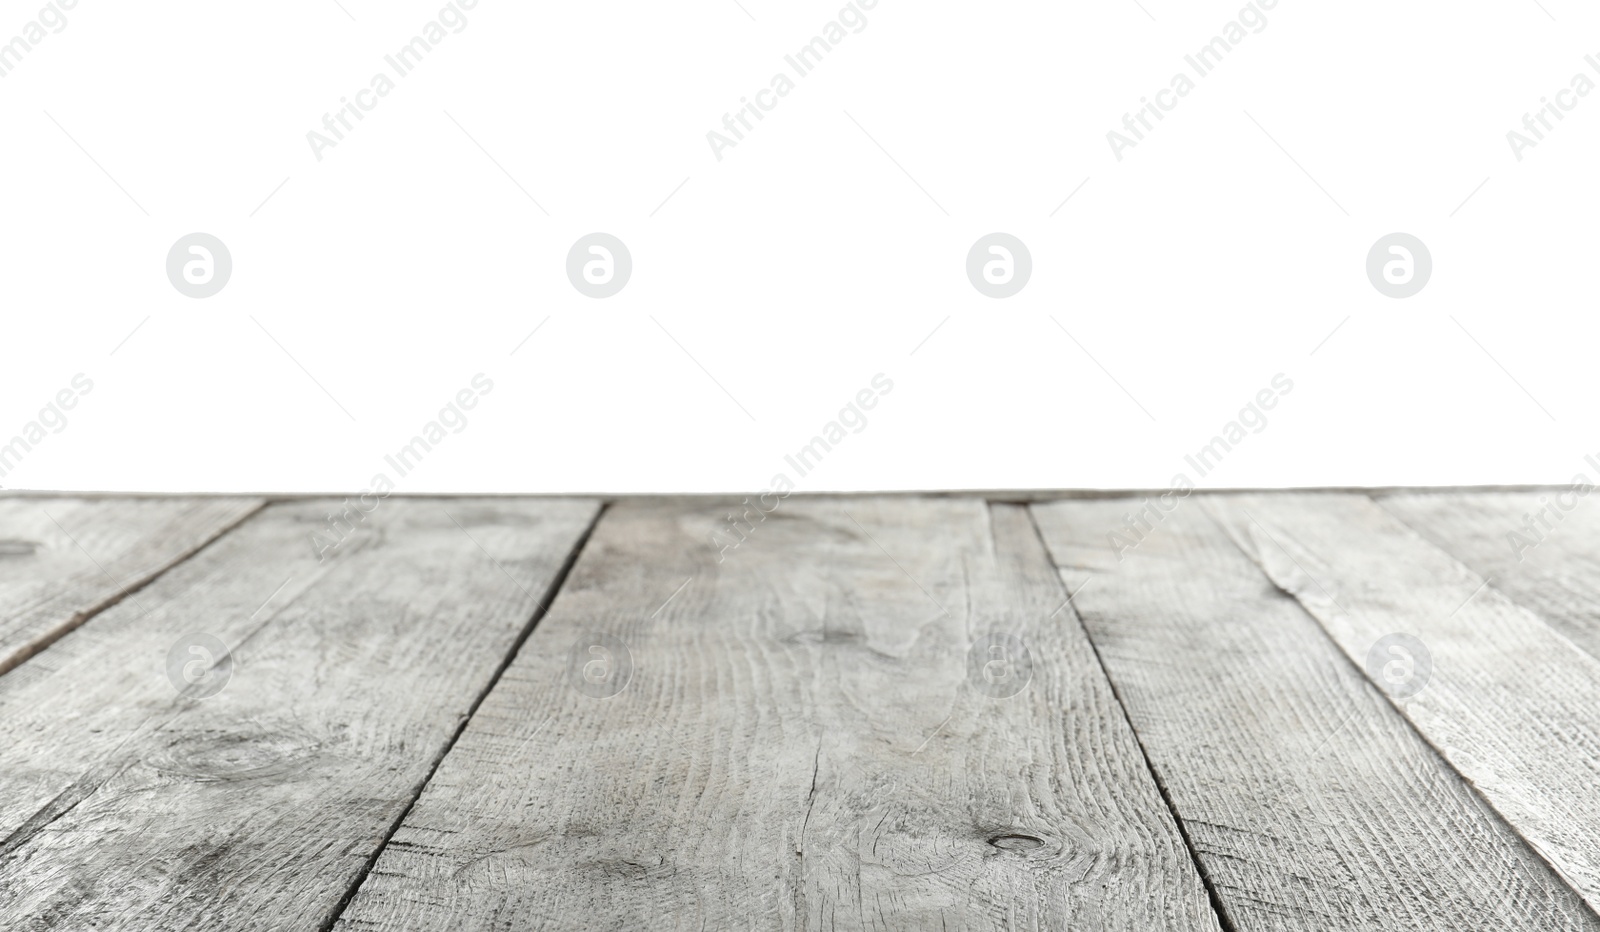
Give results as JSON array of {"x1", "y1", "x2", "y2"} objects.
[{"x1": 1, "y1": 491, "x2": 1597, "y2": 931}]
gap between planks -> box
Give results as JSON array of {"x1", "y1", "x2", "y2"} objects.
[
  {"x1": 1019, "y1": 504, "x2": 1243, "y2": 932},
  {"x1": 316, "y1": 501, "x2": 608, "y2": 932}
]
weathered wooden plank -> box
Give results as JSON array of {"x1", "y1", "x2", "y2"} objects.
[
  {"x1": 1208, "y1": 492, "x2": 1600, "y2": 915},
  {"x1": 1030, "y1": 497, "x2": 1600, "y2": 931},
  {"x1": 334, "y1": 498, "x2": 1221, "y2": 932},
  {"x1": 0, "y1": 497, "x2": 263, "y2": 676},
  {"x1": 1378, "y1": 489, "x2": 1600, "y2": 663},
  {"x1": 0, "y1": 497, "x2": 600, "y2": 930}
]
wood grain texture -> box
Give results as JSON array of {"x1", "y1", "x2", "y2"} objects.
[
  {"x1": 0, "y1": 497, "x2": 599, "y2": 931},
  {"x1": 1207, "y1": 492, "x2": 1600, "y2": 916},
  {"x1": 334, "y1": 498, "x2": 1221, "y2": 932},
  {"x1": 1378, "y1": 490, "x2": 1600, "y2": 663},
  {"x1": 1030, "y1": 497, "x2": 1600, "y2": 931},
  {"x1": 0, "y1": 497, "x2": 263, "y2": 676}
]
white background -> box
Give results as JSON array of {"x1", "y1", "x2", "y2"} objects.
[{"x1": 2, "y1": 0, "x2": 1597, "y2": 493}]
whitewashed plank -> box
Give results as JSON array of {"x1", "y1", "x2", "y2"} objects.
[
  {"x1": 1379, "y1": 490, "x2": 1600, "y2": 662},
  {"x1": 0, "y1": 498, "x2": 600, "y2": 930},
  {"x1": 0, "y1": 497, "x2": 262, "y2": 675},
  {"x1": 1210, "y1": 492, "x2": 1600, "y2": 916},
  {"x1": 334, "y1": 499, "x2": 1221, "y2": 932},
  {"x1": 1031, "y1": 496, "x2": 1600, "y2": 930}
]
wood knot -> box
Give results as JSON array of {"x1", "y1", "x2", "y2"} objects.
[
  {"x1": 988, "y1": 833, "x2": 1046, "y2": 852},
  {"x1": 148, "y1": 730, "x2": 322, "y2": 782}
]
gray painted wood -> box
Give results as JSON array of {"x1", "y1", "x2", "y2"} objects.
[
  {"x1": 0, "y1": 497, "x2": 599, "y2": 930},
  {"x1": 0, "y1": 497, "x2": 263, "y2": 676},
  {"x1": 1030, "y1": 497, "x2": 1600, "y2": 931},
  {"x1": 334, "y1": 498, "x2": 1221, "y2": 932},
  {"x1": 1208, "y1": 492, "x2": 1600, "y2": 916},
  {"x1": 1379, "y1": 490, "x2": 1600, "y2": 663}
]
